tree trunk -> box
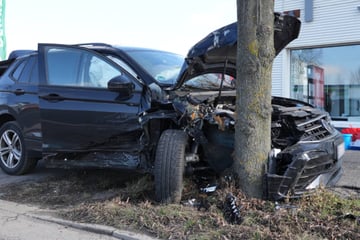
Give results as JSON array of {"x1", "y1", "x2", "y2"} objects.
[{"x1": 233, "y1": 0, "x2": 275, "y2": 198}]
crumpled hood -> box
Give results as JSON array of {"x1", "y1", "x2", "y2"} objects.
[
  {"x1": 187, "y1": 12, "x2": 301, "y2": 66},
  {"x1": 173, "y1": 13, "x2": 301, "y2": 89}
]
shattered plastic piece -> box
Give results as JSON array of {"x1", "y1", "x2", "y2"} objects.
[
  {"x1": 183, "y1": 198, "x2": 197, "y2": 207},
  {"x1": 223, "y1": 193, "x2": 243, "y2": 224},
  {"x1": 274, "y1": 201, "x2": 298, "y2": 210},
  {"x1": 182, "y1": 198, "x2": 210, "y2": 211},
  {"x1": 200, "y1": 184, "x2": 217, "y2": 193},
  {"x1": 337, "y1": 213, "x2": 360, "y2": 225}
]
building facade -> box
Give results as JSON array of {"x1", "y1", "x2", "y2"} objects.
[{"x1": 273, "y1": 0, "x2": 360, "y2": 128}]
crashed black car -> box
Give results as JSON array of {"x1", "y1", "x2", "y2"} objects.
[{"x1": 0, "y1": 14, "x2": 344, "y2": 202}]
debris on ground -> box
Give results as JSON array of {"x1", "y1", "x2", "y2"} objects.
[
  {"x1": 181, "y1": 197, "x2": 211, "y2": 211},
  {"x1": 0, "y1": 171, "x2": 359, "y2": 239},
  {"x1": 223, "y1": 193, "x2": 243, "y2": 224},
  {"x1": 336, "y1": 213, "x2": 360, "y2": 225}
]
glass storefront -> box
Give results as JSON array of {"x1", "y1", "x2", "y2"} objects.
[{"x1": 290, "y1": 45, "x2": 360, "y2": 122}]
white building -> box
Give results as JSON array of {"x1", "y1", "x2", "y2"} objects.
[{"x1": 273, "y1": 0, "x2": 360, "y2": 128}]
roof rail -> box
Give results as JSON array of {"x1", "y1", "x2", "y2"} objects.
[
  {"x1": 73, "y1": 43, "x2": 113, "y2": 48},
  {"x1": 8, "y1": 50, "x2": 35, "y2": 60}
]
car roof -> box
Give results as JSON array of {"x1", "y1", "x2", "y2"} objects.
[
  {"x1": 7, "y1": 43, "x2": 179, "y2": 61},
  {"x1": 8, "y1": 50, "x2": 36, "y2": 60}
]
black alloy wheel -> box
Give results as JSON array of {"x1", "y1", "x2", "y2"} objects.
[{"x1": 0, "y1": 121, "x2": 38, "y2": 175}]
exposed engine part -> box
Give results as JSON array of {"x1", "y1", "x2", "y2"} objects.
[
  {"x1": 185, "y1": 153, "x2": 200, "y2": 162},
  {"x1": 177, "y1": 92, "x2": 343, "y2": 201},
  {"x1": 268, "y1": 148, "x2": 282, "y2": 174},
  {"x1": 183, "y1": 98, "x2": 236, "y2": 136}
]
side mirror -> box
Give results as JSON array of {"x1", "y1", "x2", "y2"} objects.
[{"x1": 108, "y1": 75, "x2": 135, "y2": 97}]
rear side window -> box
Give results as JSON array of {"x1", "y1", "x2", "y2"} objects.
[
  {"x1": 10, "y1": 56, "x2": 38, "y2": 84},
  {"x1": 11, "y1": 59, "x2": 27, "y2": 81}
]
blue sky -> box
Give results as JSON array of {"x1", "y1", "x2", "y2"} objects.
[{"x1": 6, "y1": 0, "x2": 236, "y2": 56}]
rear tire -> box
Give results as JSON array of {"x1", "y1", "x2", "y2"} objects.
[
  {"x1": 155, "y1": 129, "x2": 188, "y2": 203},
  {"x1": 0, "y1": 121, "x2": 38, "y2": 175}
]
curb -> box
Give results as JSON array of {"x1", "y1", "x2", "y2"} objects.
[{"x1": 28, "y1": 214, "x2": 157, "y2": 240}]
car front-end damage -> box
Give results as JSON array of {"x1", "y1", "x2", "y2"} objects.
[
  {"x1": 166, "y1": 12, "x2": 343, "y2": 200},
  {"x1": 172, "y1": 88, "x2": 344, "y2": 200},
  {"x1": 267, "y1": 97, "x2": 344, "y2": 200}
]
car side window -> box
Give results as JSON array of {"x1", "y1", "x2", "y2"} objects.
[
  {"x1": 11, "y1": 56, "x2": 38, "y2": 84},
  {"x1": 88, "y1": 56, "x2": 122, "y2": 88},
  {"x1": 45, "y1": 47, "x2": 121, "y2": 88},
  {"x1": 107, "y1": 55, "x2": 138, "y2": 79},
  {"x1": 45, "y1": 48, "x2": 82, "y2": 86},
  {"x1": 18, "y1": 56, "x2": 37, "y2": 84},
  {"x1": 11, "y1": 59, "x2": 27, "y2": 81}
]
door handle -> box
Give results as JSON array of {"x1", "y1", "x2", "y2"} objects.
[
  {"x1": 14, "y1": 89, "x2": 25, "y2": 95},
  {"x1": 40, "y1": 93, "x2": 65, "y2": 102}
]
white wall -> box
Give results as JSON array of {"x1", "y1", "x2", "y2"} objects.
[{"x1": 272, "y1": 0, "x2": 360, "y2": 98}]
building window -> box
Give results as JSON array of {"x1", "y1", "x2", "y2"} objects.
[{"x1": 290, "y1": 44, "x2": 360, "y2": 122}]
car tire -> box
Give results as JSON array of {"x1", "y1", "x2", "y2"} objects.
[
  {"x1": 155, "y1": 129, "x2": 188, "y2": 203},
  {"x1": 0, "y1": 121, "x2": 38, "y2": 175}
]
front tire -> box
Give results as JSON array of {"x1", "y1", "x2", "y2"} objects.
[
  {"x1": 0, "y1": 121, "x2": 38, "y2": 175},
  {"x1": 155, "y1": 129, "x2": 188, "y2": 203}
]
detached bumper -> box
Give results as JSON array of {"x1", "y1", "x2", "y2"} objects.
[{"x1": 266, "y1": 132, "x2": 344, "y2": 200}]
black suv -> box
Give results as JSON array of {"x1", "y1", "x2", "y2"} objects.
[{"x1": 0, "y1": 14, "x2": 344, "y2": 202}]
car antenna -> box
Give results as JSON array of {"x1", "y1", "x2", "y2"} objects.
[{"x1": 214, "y1": 58, "x2": 228, "y2": 107}]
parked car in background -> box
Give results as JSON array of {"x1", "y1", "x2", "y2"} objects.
[{"x1": 0, "y1": 13, "x2": 344, "y2": 203}]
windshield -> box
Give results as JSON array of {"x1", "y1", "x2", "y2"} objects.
[
  {"x1": 184, "y1": 73, "x2": 235, "y2": 90},
  {"x1": 124, "y1": 49, "x2": 184, "y2": 85}
]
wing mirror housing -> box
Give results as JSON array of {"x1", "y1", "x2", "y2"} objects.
[{"x1": 108, "y1": 75, "x2": 135, "y2": 97}]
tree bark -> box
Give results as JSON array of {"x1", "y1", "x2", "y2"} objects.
[{"x1": 234, "y1": 0, "x2": 275, "y2": 198}]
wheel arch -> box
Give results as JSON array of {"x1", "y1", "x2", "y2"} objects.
[{"x1": 0, "y1": 113, "x2": 16, "y2": 128}]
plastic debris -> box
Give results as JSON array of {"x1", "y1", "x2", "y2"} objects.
[
  {"x1": 337, "y1": 213, "x2": 360, "y2": 225},
  {"x1": 223, "y1": 193, "x2": 243, "y2": 224},
  {"x1": 200, "y1": 184, "x2": 217, "y2": 193},
  {"x1": 182, "y1": 197, "x2": 210, "y2": 211},
  {"x1": 274, "y1": 201, "x2": 298, "y2": 210}
]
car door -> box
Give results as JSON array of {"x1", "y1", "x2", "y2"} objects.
[
  {"x1": 3, "y1": 55, "x2": 42, "y2": 153},
  {"x1": 38, "y1": 44, "x2": 144, "y2": 153}
]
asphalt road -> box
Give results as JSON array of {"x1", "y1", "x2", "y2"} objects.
[
  {"x1": 332, "y1": 150, "x2": 360, "y2": 197},
  {"x1": 337, "y1": 150, "x2": 360, "y2": 187},
  {"x1": 0, "y1": 160, "x2": 68, "y2": 187}
]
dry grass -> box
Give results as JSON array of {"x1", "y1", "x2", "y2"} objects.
[{"x1": 0, "y1": 169, "x2": 359, "y2": 239}]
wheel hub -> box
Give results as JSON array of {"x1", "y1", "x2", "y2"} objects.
[{"x1": 0, "y1": 129, "x2": 22, "y2": 169}]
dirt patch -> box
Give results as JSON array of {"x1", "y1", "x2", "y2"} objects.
[
  {"x1": 0, "y1": 169, "x2": 149, "y2": 208},
  {"x1": 0, "y1": 170, "x2": 359, "y2": 239}
]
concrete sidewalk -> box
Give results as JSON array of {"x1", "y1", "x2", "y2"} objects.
[{"x1": 0, "y1": 199, "x2": 157, "y2": 240}]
